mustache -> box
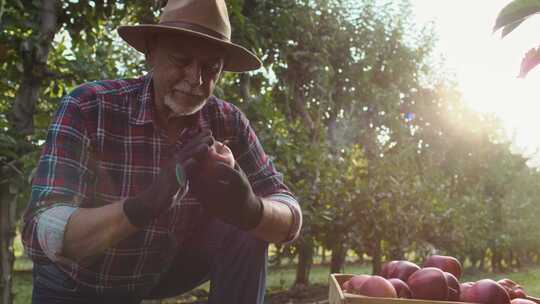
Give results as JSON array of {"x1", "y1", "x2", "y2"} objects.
[{"x1": 172, "y1": 82, "x2": 204, "y2": 97}]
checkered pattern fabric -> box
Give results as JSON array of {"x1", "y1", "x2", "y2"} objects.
[{"x1": 21, "y1": 74, "x2": 300, "y2": 292}]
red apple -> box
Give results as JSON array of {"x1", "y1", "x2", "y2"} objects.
[
  {"x1": 207, "y1": 141, "x2": 235, "y2": 168},
  {"x1": 388, "y1": 278, "x2": 412, "y2": 298},
  {"x1": 423, "y1": 255, "x2": 462, "y2": 279},
  {"x1": 511, "y1": 299, "x2": 536, "y2": 304},
  {"x1": 498, "y1": 278, "x2": 519, "y2": 287},
  {"x1": 342, "y1": 279, "x2": 350, "y2": 292},
  {"x1": 348, "y1": 275, "x2": 371, "y2": 294},
  {"x1": 407, "y1": 267, "x2": 449, "y2": 301},
  {"x1": 387, "y1": 261, "x2": 421, "y2": 282},
  {"x1": 199, "y1": 141, "x2": 235, "y2": 176},
  {"x1": 460, "y1": 282, "x2": 475, "y2": 302},
  {"x1": 498, "y1": 279, "x2": 519, "y2": 298},
  {"x1": 356, "y1": 275, "x2": 397, "y2": 298},
  {"x1": 514, "y1": 289, "x2": 528, "y2": 299},
  {"x1": 498, "y1": 279, "x2": 528, "y2": 299},
  {"x1": 380, "y1": 261, "x2": 399, "y2": 278},
  {"x1": 444, "y1": 272, "x2": 460, "y2": 301},
  {"x1": 461, "y1": 279, "x2": 511, "y2": 304}
]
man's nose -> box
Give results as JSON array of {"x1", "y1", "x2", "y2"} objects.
[{"x1": 185, "y1": 60, "x2": 203, "y2": 87}]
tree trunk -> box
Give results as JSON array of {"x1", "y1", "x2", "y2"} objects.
[
  {"x1": 528, "y1": 251, "x2": 535, "y2": 264},
  {"x1": 355, "y1": 251, "x2": 364, "y2": 264},
  {"x1": 515, "y1": 250, "x2": 522, "y2": 268},
  {"x1": 1, "y1": 193, "x2": 17, "y2": 304},
  {"x1": 321, "y1": 247, "x2": 327, "y2": 264},
  {"x1": 469, "y1": 255, "x2": 478, "y2": 272},
  {"x1": 330, "y1": 241, "x2": 347, "y2": 274},
  {"x1": 479, "y1": 250, "x2": 486, "y2": 271},
  {"x1": 294, "y1": 239, "x2": 314, "y2": 287},
  {"x1": 371, "y1": 236, "x2": 382, "y2": 275},
  {"x1": 508, "y1": 250, "x2": 514, "y2": 269},
  {"x1": 491, "y1": 248, "x2": 502, "y2": 273},
  {"x1": 239, "y1": 73, "x2": 252, "y2": 103},
  {"x1": 389, "y1": 246, "x2": 404, "y2": 261},
  {"x1": 491, "y1": 252, "x2": 499, "y2": 273},
  {"x1": 0, "y1": 0, "x2": 6, "y2": 21},
  {"x1": 270, "y1": 244, "x2": 283, "y2": 267},
  {"x1": 9, "y1": 0, "x2": 58, "y2": 134}
]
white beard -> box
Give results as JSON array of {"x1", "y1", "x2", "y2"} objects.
[{"x1": 163, "y1": 92, "x2": 206, "y2": 117}]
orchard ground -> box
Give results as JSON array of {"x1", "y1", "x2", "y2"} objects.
[
  {"x1": 12, "y1": 258, "x2": 540, "y2": 304},
  {"x1": 12, "y1": 234, "x2": 540, "y2": 303}
]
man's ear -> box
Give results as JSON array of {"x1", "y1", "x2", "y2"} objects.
[
  {"x1": 145, "y1": 52, "x2": 154, "y2": 69},
  {"x1": 216, "y1": 59, "x2": 225, "y2": 81},
  {"x1": 144, "y1": 37, "x2": 157, "y2": 68}
]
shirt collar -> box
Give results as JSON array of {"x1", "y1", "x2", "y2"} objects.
[{"x1": 129, "y1": 73, "x2": 155, "y2": 126}]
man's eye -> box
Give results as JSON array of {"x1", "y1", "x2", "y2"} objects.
[
  {"x1": 178, "y1": 59, "x2": 190, "y2": 66},
  {"x1": 170, "y1": 56, "x2": 189, "y2": 66}
]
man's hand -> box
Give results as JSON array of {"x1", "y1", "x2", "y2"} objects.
[
  {"x1": 123, "y1": 130, "x2": 214, "y2": 228},
  {"x1": 190, "y1": 163, "x2": 263, "y2": 230}
]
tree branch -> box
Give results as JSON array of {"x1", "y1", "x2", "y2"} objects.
[{"x1": 9, "y1": 0, "x2": 58, "y2": 134}]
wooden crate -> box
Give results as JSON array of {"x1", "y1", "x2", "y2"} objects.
[
  {"x1": 329, "y1": 274, "x2": 468, "y2": 304},
  {"x1": 329, "y1": 273, "x2": 540, "y2": 304}
]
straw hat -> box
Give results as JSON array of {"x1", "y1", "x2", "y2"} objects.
[{"x1": 118, "y1": 0, "x2": 262, "y2": 72}]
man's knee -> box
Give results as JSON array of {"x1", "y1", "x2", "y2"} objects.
[{"x1": 214, "y1": 220, "x2": 269, "y2": 257}]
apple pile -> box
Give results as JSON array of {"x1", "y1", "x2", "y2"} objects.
[{"x1": 341, "y1": 255, "x2": 535, "y2": 304}]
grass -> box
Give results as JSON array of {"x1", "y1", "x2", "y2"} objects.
[
  {"x1": 13, "y1": 272, "x2": 32, "y2": 304},
  {"x1": 12, "y1": 261, "x2": 540, "y2": 304},
  {"x1": 266, "y1": 263, "x2": 372, "y2": 292}
]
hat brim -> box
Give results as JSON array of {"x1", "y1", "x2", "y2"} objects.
[{"x1": 118, "y1": 25, "x2": 262, "y2": 73}]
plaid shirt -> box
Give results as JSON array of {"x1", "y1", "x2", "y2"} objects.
[{"x1": 22, "y1": 74, "x2": 300, "y2": 292}]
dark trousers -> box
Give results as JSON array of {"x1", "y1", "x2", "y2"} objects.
[{"x1": 32, "y1": 219, "x2": 269, "y2": 304}]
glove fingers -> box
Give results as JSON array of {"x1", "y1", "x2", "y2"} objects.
[
  {"x1": 212, "y1": 163, "x2": 246, "y2": 188},
  {"x1": 184, "y1": 130, "x2": 213, "y2": 149},
  {"x1": 183, "y1": 158, "x2": 201, "y2": 180},
  {"x1": 182, "y1": 134, "x2": 214, "y2": 153},
  {"x1": 187, "y1": 161, "x2": 210, "y2": 200},
  {"x1": 178, "y1": 136, "x2": 214, "y2": 163}
]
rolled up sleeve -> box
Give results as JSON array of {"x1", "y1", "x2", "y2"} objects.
[
  {"x1": 265, "y1": 193, "x2": 302, "y2": 243},
  {"x1": 21, "y1": 92, "x2": 93, "y2": 264},
  {"x1": 36, "y1": 206, "x2": 78, "y2": 262},
  {"x1": 232, "y1": 107, "x2": 302, "y2": 243}
]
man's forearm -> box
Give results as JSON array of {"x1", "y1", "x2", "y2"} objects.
[
  {"x1": 63, "y1": 200, "x2": 138, "y2": 263},
  {"x1": 251, "y1": 198, "x2": 294, "y2": 244}
]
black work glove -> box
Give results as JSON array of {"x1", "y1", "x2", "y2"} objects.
[
  {"x1": 123, "y1": 130, "x2": 214, "y2": 228},
  {"x1": 190, "y1": 162, "x2": 264, "y2": 230}
]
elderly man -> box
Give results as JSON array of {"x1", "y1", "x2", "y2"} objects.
[{"x1": 21, "y1": 0, "x2": 301, "y2": 303}]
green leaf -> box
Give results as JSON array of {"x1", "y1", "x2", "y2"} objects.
[
  {"x1": 493, "y1": 0, "x2": 540, "y2": 34},
  {"x1": 501, "y1": 19, "x2": 525, "y2": 38}
]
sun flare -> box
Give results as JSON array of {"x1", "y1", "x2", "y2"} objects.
[{"x1": 410, "y1": 0, "x2": 540, "y2": 165}]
